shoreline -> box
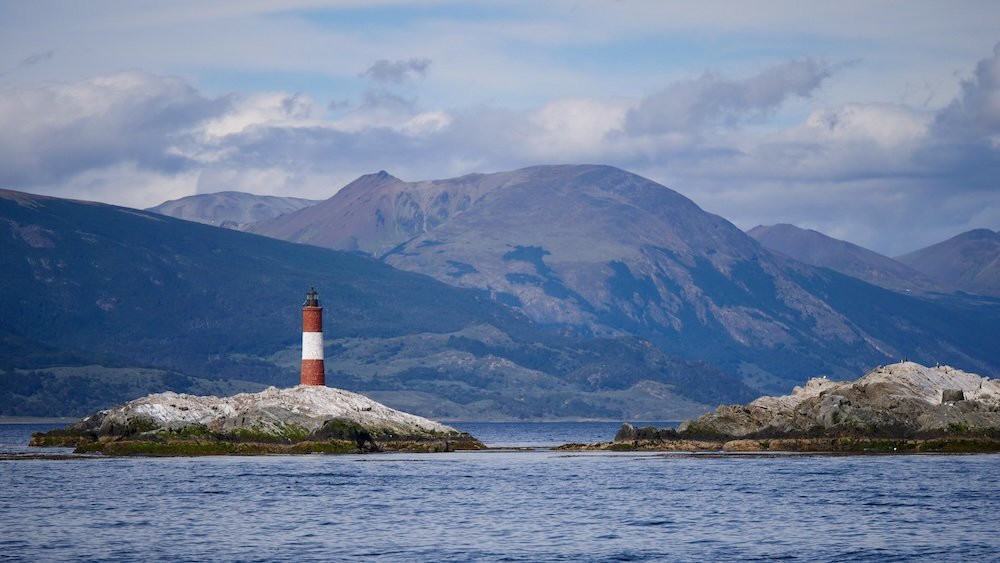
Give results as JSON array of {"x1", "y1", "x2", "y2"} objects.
[
  {"x1": 5, "y1": 443, "x2": 1000, "y2": 461},
  {"x1": 556, "y1": 435, "x2": 1000, "y2": 454}
]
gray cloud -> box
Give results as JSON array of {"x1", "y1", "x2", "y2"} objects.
[
  {"x1": 624, "y1": 58, "x2": 833, "y2": 136},
  {"x1": 904, "y1": 41, "x2": 1000, "y2": 204},
  {"x1": 361, "y1": 57, "x2": 431, "y2": 84},
  {"x1": 935, "y1": 41, "x2": 1000, "y2": 137},
  {"x1": 18, "y1": 50, "x2": 54, "y2": 67},
  {"x1": 0, "y1": 70, "x2": 228, "y2": 188},
  {"x1": 361, "y1": 88, "x2": 416, "y2": 111}
]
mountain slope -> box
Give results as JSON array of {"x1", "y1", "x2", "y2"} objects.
[
  {"x1": 248, "y1": 170, "x2": 498, "y2": 254},
  {"x1": 896, "y1": 229, "x2": 1000, "y2": 297},
  {"x1": 252, "y1": 165, "x2": 1000, "y2": 387},
  {"x1": 0, "y1": 188, "x2": 750, "y2": 418},
  {"x1": 147, "y1": 191, "x2": 318, "y2": 230},
  {"x1": 747, "y1": 223, "x2": 945, "y2": 293}
]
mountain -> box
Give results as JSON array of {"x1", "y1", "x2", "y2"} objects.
[
  {"x1": 147, "y1": 191, "x2": 318, "y2": 230},
  {"x1": 747, "y1": 223, "x2": 945, "y2": 294},
  {"x1": 252, "y1": 165, "x2": 1000, "y2": 388},
  {"x1": 895, "y1": 229, "x2": 1000, "y2": 297},
  {"x1": 0, "y1": 187, "x2": 750, "y2": 419}
]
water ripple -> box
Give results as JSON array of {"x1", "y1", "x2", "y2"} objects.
[{"x1": 3, "y1": 423, "x2": 1000, "y2": 561}]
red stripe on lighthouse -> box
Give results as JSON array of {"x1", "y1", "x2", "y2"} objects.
[
  {"x1": 303, "y1": 308, "x2": 322, "y2": 333},
  {"x1": 301, "y1": 359, "x2": 325, "y2": 386}
]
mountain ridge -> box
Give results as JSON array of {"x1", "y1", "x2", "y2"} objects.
[
  {"x1": 896, "y1": 229, "x2": 1000, "y2": 297},
  {"x1": 1, "y1": 186, "x2": 751, "y2": 419},
  {"x1": 249, "y1": 165, "x2": 1000, "y2": 387},
  {"x1": 747, "y1": 223, "x2": 946, "y2": 294},
  {"x1": 147, "y1": 191, "x2": 318, "y2": 230}
]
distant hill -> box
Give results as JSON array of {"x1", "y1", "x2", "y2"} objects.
[
  {"x1": 250, "y1": 164, "x2": 1000, "y2": 389},
  {"x1": 747, "y1": 223, "x2": 945, "y2": 294},
  {"x1": 896, "y1": 229, "x2": 1000, "y2": 297},
  {"x1": 0, "y1": 188, "x2": 749, "y2": 419},
  {"x1": 147, "y1": 191, "x2": 318, "y2": 230},
  {"x1": 248, "y1": 170, "x2": 421, "y2": 252}
]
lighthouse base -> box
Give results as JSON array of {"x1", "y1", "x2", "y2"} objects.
[{"x1": 301, "y1": 360, "x2": 325, "y2": 386}]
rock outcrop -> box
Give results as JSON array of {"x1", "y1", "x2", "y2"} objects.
[
  {"x1": 563, "y1": 362, "x2": 1000, "y2": 453},
  {"x1": 30, "y1": 386, "x2": 483, "y2": 455},
  {"x1": 681, "y1": 361, "x2": 1000, "y2": 439}
]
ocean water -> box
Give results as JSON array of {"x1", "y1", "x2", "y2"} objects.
[{"x1": 2, "y1": 422, "x2": 1000, "y2": 562}]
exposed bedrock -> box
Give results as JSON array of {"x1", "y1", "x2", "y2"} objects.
[{"x1": 30, "y1": 385, "x2": 483, "y2": 455}]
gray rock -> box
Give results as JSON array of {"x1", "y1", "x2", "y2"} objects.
[
  {"x1": 614, "y1": 422, "x2": 678, "y2": 442},
  {"x1": 942, "y1": 389, "x2": 965, "y2": 403},
  {"x1": 31, "y1": 385, "x2": 484, "y2": 453},
  {"x1": 678, "y1": 362, "x2": 1000, "y2": 439}
]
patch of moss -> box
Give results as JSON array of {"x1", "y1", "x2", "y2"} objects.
[
  {"x1": 29, "y1": 428, "x2": 94, "y2": 447},
  {"x1": 81, "y1": 440, "x2": 239, "y2": 456},
  {"x1": 166, "y1": 424, "x2": 212, "y2": 439},
  {"x1": 833, "y1": 438, "x2": 916, "y2": 452},
  {"x1": 946, "y1": 422, "x2": 971, "y2": 434},
  {"x1": 606, "y1": 442, "x2": 638, "y2": 451},
  {"x1": 288, "y1": 440, "x2": 359, "y2": 454},
  {"x1": 229, "y1": 422, "x2": 311, "y2": 443}
]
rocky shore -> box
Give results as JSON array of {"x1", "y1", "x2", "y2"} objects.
[
  {"x1": 559, "y1": 362, "x2": 1000, "y2": 453},
  {"x1": 30, "y1": 386, "x2": 483, "y2": 455}
]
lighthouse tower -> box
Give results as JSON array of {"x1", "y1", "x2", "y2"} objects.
[{"x1": 301, "y1": 287, "x2": 325, "y2": 386}]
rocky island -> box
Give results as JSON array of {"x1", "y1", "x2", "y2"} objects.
[
  {"x1": 563, "y1": 361, "x2": 1000, "y2": 453},
  {"x1": 30, "y1": 385, "x2": 483, "y2": 456}
]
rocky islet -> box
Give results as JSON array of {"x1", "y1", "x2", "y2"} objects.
[
  {"x1": 564, "y1": 361, "x2": 1000, "y2": 453},
  {"x1": 30, "y1": 385, "x2": 484, "y2": 455}
]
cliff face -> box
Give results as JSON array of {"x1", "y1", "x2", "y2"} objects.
[
  {"x1": 31, "y1": 386, "x2": 483, "y2": 455},
  {"x1": 680, "y1": 361, "x2": 1000, "y2": 439}
]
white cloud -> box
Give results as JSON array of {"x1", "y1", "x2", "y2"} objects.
[
  {"x1": 199, "y1": 92, "x2": 320, "y2": 139},
  {"x1": 802, "y1": 104, "x2": 930, "y2": 149},
  {"x1": 524, "y1": 97, "x2": 632, "y2": 159},
  {"x1": 49, "y1": 162, "x2": 200, "y2": 211}
]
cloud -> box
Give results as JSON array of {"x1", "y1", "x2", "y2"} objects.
[
  {"x1": 933, "y1": 41, "x2": 1000, "y2": 144},
  {"x1": 361, "y1": 58, "x2": 432, "y2": 84},
  {"x1": 18, "y1": 50, "x2": 54, "y2": 67},
  {"x1": 2, "y1": 43, "x2": 997, "y2": 256},
  {"x1": 198, "y1": 92, "x2": 318, "y2": 139},
  {"x1": 624, "y1": 59, "x2": 833, "y2": 136},
  {"x1": 0, "y1": 70, "x2": 227, "y2": 189}
]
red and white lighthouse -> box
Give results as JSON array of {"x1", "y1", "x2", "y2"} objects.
[{"x1": 301, "y1": 287, "x2": 325, "y2": 386}]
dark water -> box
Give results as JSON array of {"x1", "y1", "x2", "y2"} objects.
[{"x1": 2, "y1": 423, "x2": 999, "y2": 562}]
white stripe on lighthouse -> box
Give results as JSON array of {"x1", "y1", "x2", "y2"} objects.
[{"x1": 302, "y1": 332, "x2": 324, "y2": 360}]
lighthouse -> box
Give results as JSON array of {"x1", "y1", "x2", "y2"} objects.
[{"x1": 301, "y1": 287, "x2": 325, "y2": 386}]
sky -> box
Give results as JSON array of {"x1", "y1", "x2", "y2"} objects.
[{"x1": 1, "y1": 0, "x2": 998, "y2": 256}]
